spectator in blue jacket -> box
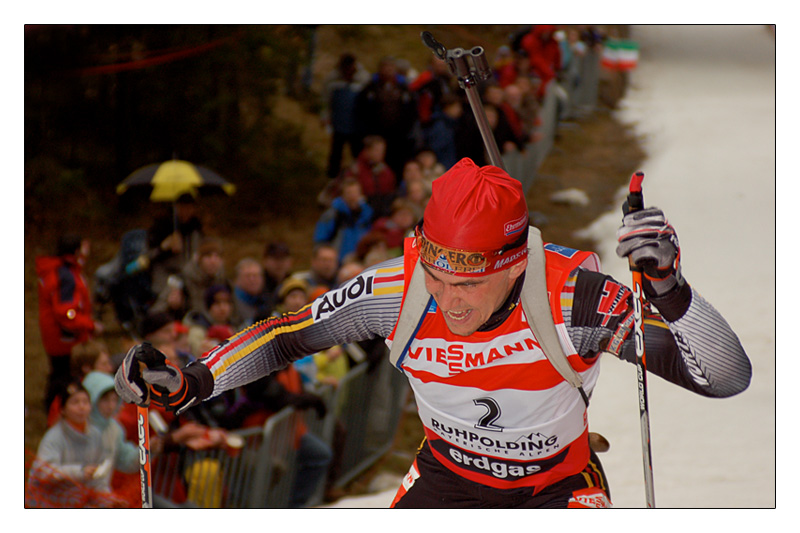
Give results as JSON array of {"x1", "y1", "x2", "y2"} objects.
[
  {"x1": 419, "y1": 93, "x2": 463, "y2": 170},
  {"x1": 313, "y1": 177, "x2": 374, "y2": 264},
  {"x1": 82, "y1": 371, "x2": 139, "y2": 489}
]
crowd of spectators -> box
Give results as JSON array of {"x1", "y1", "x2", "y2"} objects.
[{"x1": 28, "y1": 25, "x2": 609, "y2": 508}]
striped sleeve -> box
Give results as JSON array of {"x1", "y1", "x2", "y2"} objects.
[
  {"x1": 568, "y1": 269, "x2": 751, "y2": 398},
  {"x1": 661, "y1": 288, "x2": 752, "y2": 397},
  {"x1": 615, "y1": 286, "x2": 752, "y2": 398},
  {"x1": 198, "y1": 257, "x2": 406, "y2": 399}
]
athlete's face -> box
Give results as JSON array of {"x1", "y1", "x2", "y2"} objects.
[{"x1": 422, "y1": 258, "x2": 527, "y2": 337}]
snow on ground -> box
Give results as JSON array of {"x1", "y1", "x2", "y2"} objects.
[
  {"x1": 582, "y1": 25, "x2": 775, "y2": 509},
  {"x1": 326, "y1": 25, "x2": 776, "y2": 511}
]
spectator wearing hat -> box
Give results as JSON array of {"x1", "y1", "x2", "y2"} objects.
[
  {"x1": 181, "y1": 237, "x2": 228, "y2": 316},
  {"x1": 261, "y1": 241, "x2": 294, "y2": 315},
  {"x1": 82, "y1": 370, "x2": 140, "y2": 506},
  {"x1": 274, "y1": 277, "x2": 310, "y2": 316}
]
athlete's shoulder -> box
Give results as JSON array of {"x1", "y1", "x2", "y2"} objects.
[
  {"x1": 543, "y1": 242, "x2": 601, "y2": 273},
  {"x1": 309, "y1": 256, "x2": 406, "y2": 322}
]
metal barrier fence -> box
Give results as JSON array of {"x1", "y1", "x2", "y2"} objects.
[
  {"x1": 502, "y1": 48, "x2": 601, "y2": 194},
  {"x1": 325, "y1": 354, "x2": 410, "y2": 490},
  {"x1": 150, "y1": 356, "x2": 409, "y2": 508}
]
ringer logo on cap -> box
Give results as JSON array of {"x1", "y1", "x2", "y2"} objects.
[
  {"x1": 504, "y1": 214, "x2": 528, "y2": 237},
  {"x1": 419, "y1": 236, "x2": 488, "y2": 275}
]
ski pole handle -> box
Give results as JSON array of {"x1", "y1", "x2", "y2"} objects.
[
  {"x1": 623, "y1": 171, "x2": 656, "y2": 508},
  {"x1": 624, "y1": 171, "x2": 645, "y2": 214},
  {"x1": 623, "y1": 171, "x2": 657, "y2": 272}
]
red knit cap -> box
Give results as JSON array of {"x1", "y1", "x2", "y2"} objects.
[{"x1": 416, "y1": 158, "x2": 529, "y2": 276}]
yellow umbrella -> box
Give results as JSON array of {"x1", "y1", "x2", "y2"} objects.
[{"x1": 116, "y1": 159, "x2": 236, "y2": 202}]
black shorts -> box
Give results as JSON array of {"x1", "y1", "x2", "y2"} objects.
[{"x1": 390, "y1": 440, "x2": 611, "y2": 508}]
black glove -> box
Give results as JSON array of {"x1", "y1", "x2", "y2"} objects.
[
  {"x1": 290, "y1": 392, "x2": 328, "y2": 419},
  {"x1": 616, "y1": 206, "x2": 684, "y2": 297},
  {"x1": 115, "y1": 342, "x2": 208, "y2": 414},
  {"x1": 115, "y1": 344, "x2": 151, "y2": 407}
]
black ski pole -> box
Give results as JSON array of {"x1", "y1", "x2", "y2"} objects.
[
  {"x1": 623, "y1": 171, "x2": 656, "y2": 508},
  {"x1": 421, "y1": 31, "x2": 505, "y2": 170}
]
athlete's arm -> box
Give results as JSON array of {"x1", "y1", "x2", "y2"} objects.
[
  {"x1": 191, "y1": 257, "x2": 406, "y2": 401},
  {"x1": 568, "y1": 269, "x2": 751, "y2": 398}
]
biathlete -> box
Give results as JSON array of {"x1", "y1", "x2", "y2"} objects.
[{"x1": 116, "y1": 157, "x2": 751, "y2": 508}]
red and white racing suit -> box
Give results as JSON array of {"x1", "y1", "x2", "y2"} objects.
[
  {"x1": 187, "y1": 239, "x2": 751, "y2": 508},
  {"x1": 386, "y1": 239, "x2": 603, "y2": 503}
]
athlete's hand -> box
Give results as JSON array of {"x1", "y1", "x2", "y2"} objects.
[
  {"x1": 616, "y1": 206, "x2": 683, "y2": 297},
  {"x1": 115, "y1": 342, "x2": 196, "y2": 414},
  {"x1": 115, "y1": 344, "x2": 150, "y2": 407}
]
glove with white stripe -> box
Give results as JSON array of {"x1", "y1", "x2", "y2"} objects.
[
  {"x1": 115, "y1": 342, "x2": 208, "y2": 414},
  {"x1": 616, "y1": 206, "x2": 684, "y2": 298}
]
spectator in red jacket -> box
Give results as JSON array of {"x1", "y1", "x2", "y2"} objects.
[
  {"x1": 344, "y1": 135, "x2": 397, "y2": 219},
  {"x1": 37, "y1": 234, "x2": 103, "y2": 411},
  {"x1": 520, "y1": 25, "x2": 562, "y2": 100},
  {"x1": 409, "y1": 56, "x2": 453, "y2": 128},
  {"x1": 492, "y1": 45, "x2": 518, "y2": 88}
]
